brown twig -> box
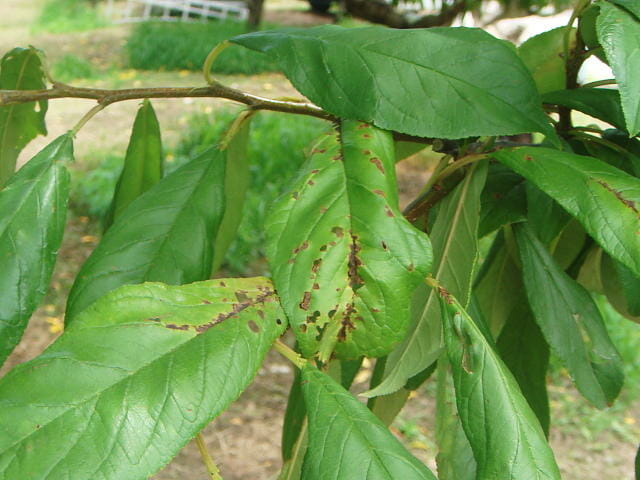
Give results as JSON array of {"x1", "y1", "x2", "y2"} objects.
[{"x1": 0, "y1": 80, "x2": 336, "y2": 121}]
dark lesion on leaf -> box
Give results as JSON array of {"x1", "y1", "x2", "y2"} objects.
[
  {"x1": 348, "y1": 234, "x2": 364, "y2": 291},
  {"x1": 384, "y1": 206, "x2": 395, "y2": 217},
  {"x1": 292, "y1": 241, "x2": 310, "y2": 255},
  {"x1": 331, "y1": 226, "x2": 344, "y2": 237},
  {"x1": 154, "y1": 289, "x2": 276, "y2": 334},
  {"x1": 369, "y1": 157, "x2": 385, "y2": 174},
  {"x1": 299, "y1": 291, "x2": 312, "y2": 310},
  {"x1": 337, "y1": 303, "x2": 357, "y2": 342},
  {"x1": 595, "y1": 179, "x2": 639, "y2": 216}
]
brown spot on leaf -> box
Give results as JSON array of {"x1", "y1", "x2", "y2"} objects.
[
  {"x1": 357, "y1": 123, "x2": 370, "y2": 129},
  {"x1": 331, "y1": 226, "x2": 344, "y2": 237},
  {"x1": 256, "y1": 310, "x2": 265, "y2": 319},
  {"x1": 299, "y1": 291, "x2": 312, "y2": 310},
  {"x1": 276, "y1": 318, "x2": 283, "y2": 325},
  {"x1": 312, "y1": 148, "x2": 326, "y2": 154},
  {"x1": 385, "y1": 206, "x2": 395, "y2": 217},
  {"x1": 293, "y1": 241, "x2": 310, "y2": 254},
  {"x1": 147, "y1": 317, "x2": 161, "y2": 322},
  {"x1": 202, "y1": 300, "x2": 211, "y2": 304},
  {"x1": 524, "y1": 155, "x2": 534, "y2": 161},
  {"x1": 313, "y1": 283, "x2": 320, "y2": 290},
  {"x1": 320, "y1": 207, "x2": 328, "y2": 214},
  {"x1": 235, "y1": 291, "x2": 249, "y2": 303},
  {"x1": 248, "y1": 320, "x2": 260, "y2": 333},
  {"x1": 381, "y1": 241, "x2": 388, "y2": 250},
  {"x1": 348, "y1": 234, "x2": 364, "y2": 291},
  {"x1": 311, "y1": 169, "x2": 320, "y2": 174},
  {"x1": 332, "y1": 154, "x2": 342, "y2": 161},
  {"x1": 337, "y1": 304, "x2": 357, "y2": 341},
  {"x1": 373, "y1": 189, "x2": 386, "y2": 198},
  {"x1": 369, "y1": 157, "x2": 385, "y2": 174},
  {"x1": 219, "y1": 281, "x2": 227, "y2": 287},
  {"x1": 363, "y1": 149, "x2": 372, "y2": 155},
  {"x1": 362, "y1": 134, "x2": 371, "y2": 138},
  {"x1": 308, "y1": 180, "x2": 315, "y2": 186},
  {"x1": 596, "y1": 179, "x2": 639, "y2": 216},
  {"x1": 312, "y1": 259, "x2": 322, "y2": 273},
  {"x1": 319, "y1": 245, "x2": 327, "y2": 252},
  {"x1": 166, "y1": 323, "x2": 190, "y2": 331},
  {"x1": 300, "y1": 324, "x2": 308, "y2": 333}
]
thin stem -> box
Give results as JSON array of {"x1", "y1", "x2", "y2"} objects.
[
  {"x1": 570, "y1": 126, "x2": 603, "y2": 134},
  {"x1": 414, "y1": 154, "x2": 451, "y2": 199},
  {"x1": 219, "y1": 109, "x2": 255, "y2": 150},
  {"x1": 273, "y1": 340, "x2": 307, "y2": 369},
  {"x1": 563, "y1": 0, "x2": 589, "y2": 62},
  {"x1": 71, "y1": 103, "x2": 107, "y2": 135},
  {"x1": 570, "y1": 131, "x2": 630, "y2": 155},
  {"x1": 581, "y1": 78, "x2": 617, "y2": 88},
  {"x1": 195, "y1": 433, "x2": 222, "y2": 480},
  {"x1": 203, "y1": 41, "x2": 231, "y2": 85},
  {"x1": 434, "y1": 153, "x2": 487, "y2": 185},
  {"x1": 0, "y1": 83, "x2": 335, "y2": 122}
]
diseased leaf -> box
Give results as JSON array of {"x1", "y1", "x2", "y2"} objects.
[
  {"x1": 478, "y1": 163, "x2": 526, "y2": 237},
  {"x1": 493, "y1": 147, "x2": 640, "y2": 277},
  {"x1": 66, "y1": 146, "x2": 226, "y2": 322},
  {"x1": 435, "y1": 284, "x2": 561, "y2": 479},
  {"x1": 542, "y1": 88, "x2": 626, "y2": 132},
  {"x1": 515, "y1": 223, "x2": 624, "y2": 408},
  {"x1": 518, "y1": 27, "x2": 575, "y2": 94},
  {"x1": 497, "y1": 300, "x2": 550, "y2": 435},
  {"x1": 0, "y1": 278, "x2": 285, "y2": 479},
  {"x1": 266, "y1": 122, "x2": 432, "y2": 360},
  {"x1": 597, "y1": 2, "x2": 640, "y2": 136},
  {"x1": 0, "y1": 47, "x2": 48, "y2": 187},
  {"x1": 231, "y1": 26, "x2": 555, "y2": 140},
  {"x1": 365, "y1": 161, "x2": 487, "y2": 397},
  {"x1": 300, "y1": 365, "x2": 436, "y2": 480},
  {"x1": 0, "y1": 135, "x2": 71, "y2": 366},
  {"x1": 212, "y1": 113, "x2": 252, "y2": 272},
  {"x1": 104, "y1": 99, "x2": 163, "y2": 229}
]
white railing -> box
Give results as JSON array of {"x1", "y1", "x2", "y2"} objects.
[{"x1": 106, "y1": 0, "x2": 249, "y2": 23}]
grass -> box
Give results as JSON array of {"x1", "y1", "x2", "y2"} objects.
[
  {"x1": 70, "y1": 108, "x2": 330, "y2": 273},
  {"x1": 34, "y1": 0, "x2": 106, "y2": 34},
  {"x1": 51, "y1": 54, "x2": 96, "y2": 82},
  {"x1": 126, "y1": 21, "x2": 280, "y2": 74}
]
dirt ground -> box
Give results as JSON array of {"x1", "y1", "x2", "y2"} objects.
[{"x1": 1, "y1": 2, "x2": 638, "y2": 479}]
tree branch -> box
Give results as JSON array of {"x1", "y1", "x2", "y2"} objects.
[
  {"x1": 343, "y1": 0, "x2": 466, "y2": 29},
  {"x1": 0, "y1": 81, "x2": 337, "y2": 122}
]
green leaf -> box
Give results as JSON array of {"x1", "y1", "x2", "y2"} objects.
[
  {"x1": 601, "y1": 253, "x2": 640, "y2": 320},
  {"x1": 435, "y1": 284, "x2": 561, "y2": 480},
  {"x1": 212, "y1": 113, "x2": 252, "y2": 273},
  {"x1": 478, "y1": 163, "x2": 526, "y2": 237},
  {"x1": 0, "y1": 47, "x2": 48, "y2": 187},
  {"x1": 518, "y1": 27, "x2": 575, "y2": 94},
  {"x1": 497, "y1": 301, "x2": 550, "y2": 436},
  {"x1": 0, "y1": 278, "x2": 285, "y2": 479},
  {"x1": 365, "y1": 161, "x2": 487, "y2": 397},
  {"x1": 493, "y1": 147, "x2": 640, "y2": 278},
  {"x1": 300, "y1": 364, "x2": 436, "y2": 480},
  {"x1": 597, "y1": 2, "x2": 640, "y2": 136},
  {"x1": 474, "y1": 232, "x2": 523, "y2": 336},
  {"x1": 435, "y1": 356, "x2": 476, "y2": 480},
  {"x1": 266, "y1": 122, "x2": 432, "y2": 360},
  {"x1": 515, "y1": 223, "x2": 624, "y2": 408},
  {"x1": 104, "y1": 99, "x2": 163, "y2": 229},
  {"x1": 0, "y1": 134, "x2": 71, "y2": 365},
  {"x1": 542, "y1": 88, "x2": 626, "y2": 132},
  {"x1": 526, "y1": 183, "x2": 570, "y2": 246},
  {"x1": 608, "y1": 0, "x2": 640, "y2": 19},
  {"x1": 230, "y1": 26, "x2": 555, "y2": 140},
  {"x1": 66, "y1": 146, "x2": 226, "y2": 322}
]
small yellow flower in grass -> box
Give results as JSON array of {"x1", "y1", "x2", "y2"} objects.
[
  {"x1": 45, "y1": 316, "x2": 63, "y2": 334},
  {"x1": 81, "y1": 235, "x2": 98, "y2": 244}
]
